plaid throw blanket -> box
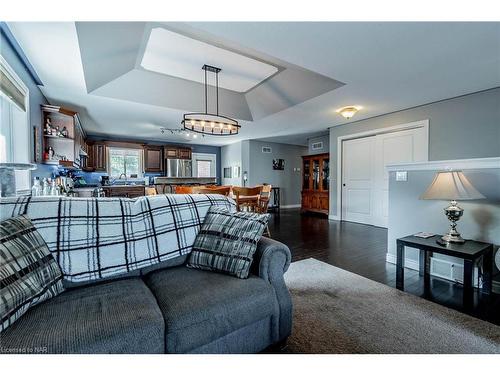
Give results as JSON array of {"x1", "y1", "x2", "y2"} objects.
[{"x1": 0, "y1": 194, "x2": 236, "y2": 283}]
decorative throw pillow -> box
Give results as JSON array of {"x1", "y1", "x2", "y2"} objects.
[
  {"x1": 0, "y1": 215, "x2": 64, "y2": 332},
  {"x1": 187, "y1": 206, "x2": 270, "y2": 278}
]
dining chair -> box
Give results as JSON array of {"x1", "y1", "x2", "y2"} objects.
[
  {"x1": 257, "y1": 185, "x2": 272, "y2": 237},
  {"x1": 232, "y1": 186, "x2": 263, "y2": 212},
  {"x1": 196, "y1": 186, "x2": 232, "y2": 196},
  {"x1": 174, "y1": 185, "x2": 197, "y2": 194},
  {"x1": 145, "y1": 186, "x2": 158, "y2": 196}
]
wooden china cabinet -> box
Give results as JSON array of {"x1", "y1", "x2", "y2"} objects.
[{"x1": 301, "y1": 153, "x2": 330, "y2": 215}]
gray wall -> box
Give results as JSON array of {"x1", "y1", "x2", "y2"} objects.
[
  {"x1": 388, "y1": 168, "x2": 500, "y2": 275},
  {"x1": 307, "y1": 134, "x2": 329, "y2": 155},
  {"x1": 330, "y1": 88, "x2": 500, "y2": 216},
  {"x1": 221, "y1": 141, "x2": 243, "y2": 186},
  {"x1": 246, "y1": 140, "x2": 306, "y2": 207}
]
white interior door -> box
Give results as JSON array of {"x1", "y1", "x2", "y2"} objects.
[
  {"x1": 342, "y1": 136, "x2": 376, "y2": 225},
  {"x1": 373, "y1": 128, "x2": 427, "y2": 227},
  {"x1": 342, "y1": 126, "x2": 428, "y2": 227}
]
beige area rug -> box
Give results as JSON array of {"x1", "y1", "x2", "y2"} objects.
[{"x1": 284, "y1": 258, "x2": 500, "y2": 353}]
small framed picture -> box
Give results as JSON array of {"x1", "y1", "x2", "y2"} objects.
[
  {"x1": 273, "y1": 159, "x2": 285, "y2": 170},
  {"x1": 223, "y1": 167, "x2": 232, "y2": 178},
  {"x1": 233, "y1": 166, "x2": 240, "y2": 178}
]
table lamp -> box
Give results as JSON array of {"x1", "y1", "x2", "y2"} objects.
[{"x1": 420, "y1": 171, "x2": 485, "y2": 243}]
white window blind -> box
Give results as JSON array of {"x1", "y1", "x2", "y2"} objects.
[
  {"x1": 0, "y1": 56, "x2": 30, "y2": 191},
  {"x1": 192, "y1": 152, "x2": 217, "y2": 178}
]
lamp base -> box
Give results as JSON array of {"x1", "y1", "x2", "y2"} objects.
[
  {"x1": 442, "y1": 200, "x2": 465, "y2": 244},
  {"x1": 441, "y1": 233, "x2": 465, "y2": 243}
]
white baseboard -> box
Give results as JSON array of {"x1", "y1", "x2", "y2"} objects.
[
  {"x1": 280, "y1": 204, "x2": 301, "y2": 209},
  {"x1": 386, "y1": 253, "x2": 419, "y2": 271},
  {"x1": 328, "y1": 214, "x2": 340, "y2": 221}
]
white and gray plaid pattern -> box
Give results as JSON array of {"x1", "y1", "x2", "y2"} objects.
[
  {"x1": 0, "y1": 194, "x2": 236, "y2": 283},
  {"x1": 1, "y1": 215, "x2": 64, "y2": 333},
  {"x1": 187, "y1": 206, "x2": 270, "y2": 279}
]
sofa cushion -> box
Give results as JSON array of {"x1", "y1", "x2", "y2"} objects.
[
  {"x1": 0, "y1": 278, "x2": 164, "y2": 354},
  {"x1": 144, "y1": 266, "x2": 279, "y2": 353},
  {"x1": 187, "y1": 206, "x2": 270, "y2": 278},
  {"x1": 0, "y1": 215, "x2": 64, "y2": 333}
]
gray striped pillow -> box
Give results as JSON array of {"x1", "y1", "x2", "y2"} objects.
[
  {"x1": 0, "y1": 215, "x2": 64, "y2": 332},
  {"x1": 187, "y1": 206, "x2": 270, "y2": 278}
]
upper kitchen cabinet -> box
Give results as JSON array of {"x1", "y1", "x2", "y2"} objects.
[
  {"x1": 177, "y1": 148, "x2": 192, "y2": 160},
  {"x1": 144, "y1": 145, "x2": 163, "y2": 172},
  {"x1": 84, "y1": 141, "x2": 107, "y2": 172},
  {"x1": 164, "y1": 146, "x2": 192, "y2": 160},
  {"x1": 41, "y1": 105, "x2": 87, "y2": 169}
]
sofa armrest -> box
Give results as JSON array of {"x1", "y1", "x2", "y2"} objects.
[
  {"x1": 251, "y1": 237, "x2": 292, "y2": 341},
  {"x1": 252, "y1": 237, "x2": 291, "y2": 281}
]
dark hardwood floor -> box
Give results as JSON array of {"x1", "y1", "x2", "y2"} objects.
[{"x1": 268, "y1": 209, "x2": 500, "y2": 326}]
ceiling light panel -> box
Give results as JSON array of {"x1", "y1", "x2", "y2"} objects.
[{"x1": 140, "y1": 27, "x2": 278, "y2": 93}]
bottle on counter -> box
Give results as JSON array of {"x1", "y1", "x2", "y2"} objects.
[
  {"x1": 66, "y1": 184, "x2": 76, "y2": 197},
  {"x1": 50, "y1": 180, "x2": 59, "y2": 196},
  {"x1": 42, "y1": 178, "x2": 50, "y2": 196},
  {"x1": 31, "y1": 177, "x2": 41, "y2": 197}
]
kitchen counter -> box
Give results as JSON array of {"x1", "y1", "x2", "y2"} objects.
[
  {"x1": 102, "y1": 185, "x2": 145, "y2": 198},
  {"x1": 153, "y1": 177, "x2": 217, "y2": 194}
]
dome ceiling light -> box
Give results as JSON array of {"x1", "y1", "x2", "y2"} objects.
[
  {"x1": 181, "y1": 65, "x2": 240, "y2": 136},
  {"x1": 336, "y1": 105, "x2": 362, "y2": 120}
]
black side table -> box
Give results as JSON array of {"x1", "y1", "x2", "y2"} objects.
[
  {"x1": 396, "y1": 235, "x2": 493, "y2": 310},
  {"x1": 268, "y1": 187, "x2": 281, "y2": 214}
]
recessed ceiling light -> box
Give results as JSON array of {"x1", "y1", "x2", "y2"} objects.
[{"x1": 336, "y1": 106, "x2": 362, "y2": 120}]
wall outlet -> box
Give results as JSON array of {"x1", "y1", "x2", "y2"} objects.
[{"x1": 395, "y1": 171, "x2": 407, "y2": 181}]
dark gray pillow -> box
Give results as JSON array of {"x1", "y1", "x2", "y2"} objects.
[
  {"x1": 0, "y1": 215, "x2": 64, "y2": 332},
  {"x1": 187, "y1": 206, "x2": 270, "y2": 278}
]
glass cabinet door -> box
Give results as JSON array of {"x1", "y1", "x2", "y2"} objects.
[
  {"x1": 303, "y1": 159, "x2": 310, "y2": 190},
  {"x1": 312, "y1": 159, "x2": 320, "y2": 190},
  {"x1": 322, "y1": 158, "x2": 330, "y2": 191}
]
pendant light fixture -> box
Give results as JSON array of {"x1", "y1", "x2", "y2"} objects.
[{"x1": 181, "y1": 65, "x2": 240, "y2": 136}]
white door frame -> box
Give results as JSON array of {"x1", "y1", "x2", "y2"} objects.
[{"x1": 332, "y1": 119, "x2": 429, "y2": 221}]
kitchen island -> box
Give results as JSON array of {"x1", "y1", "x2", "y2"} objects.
[
  {"x1": 102, "y1": 184, "x2": 145, "y2": 198},
  {"x1": 154, "y1": 177, "x2": 217, "y2": 194}
]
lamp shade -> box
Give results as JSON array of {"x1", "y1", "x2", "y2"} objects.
[{"x1": 420, "y1": 171, "x2": 485, "y2": 201}]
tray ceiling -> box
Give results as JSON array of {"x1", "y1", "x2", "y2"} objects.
[{"x1": 140, "y1": 27, "x2": 279, "y2": 93}]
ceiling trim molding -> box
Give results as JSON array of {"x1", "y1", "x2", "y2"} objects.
[
  {"x1": 386, "y1": 157, "x2": 500, "y2": 172},
  {"x1": 0, "y1": 22, "x2": 43, "y2": 86}
]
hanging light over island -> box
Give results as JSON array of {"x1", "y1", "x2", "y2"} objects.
[{"x1": 181, "y1": 65, "x2": 241, "y2": 136}]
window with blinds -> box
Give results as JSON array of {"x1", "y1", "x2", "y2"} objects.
[
  {"x1": 0, "y1": 66, "x2": 26, "y2": 112},
  {"x1": 0, "y1": 56, "x2": 30, "y2": 191}
]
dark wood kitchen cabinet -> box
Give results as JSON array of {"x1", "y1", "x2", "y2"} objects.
[
  {"x1": 102, "y1": 185, "x2": 145, "y2": 198},
  {"x1": 177, "y1": 148, "x2": 191, "y2": 160},
  {"x1": 164, "y1": 146, "x2": 192, "y2": 160},
  {"x1": 83, "y1": 142, "x2": 107, "y2": 172},
  {"x1": 93, "y1": 143, "x2": 107, "y2": 171},
  {"x1": 144, "y1": 145, "x2": 163, "y2": 172}
]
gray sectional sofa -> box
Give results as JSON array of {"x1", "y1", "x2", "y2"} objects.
[{"x1": 0, "y1": 195, "x2": 292, "y2": 354}]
